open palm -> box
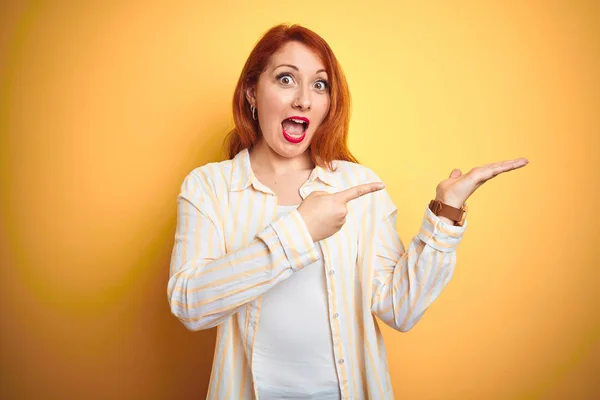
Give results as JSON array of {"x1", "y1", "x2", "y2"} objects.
[{"x1": 436, "y1": 158, "x2": 529, "y2": 207}]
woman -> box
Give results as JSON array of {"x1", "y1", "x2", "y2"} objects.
[{"x1": 168, "y1": 24, "x2": 528, "y2": 399}]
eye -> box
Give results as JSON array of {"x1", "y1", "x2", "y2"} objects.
[
  {"x1": 314, "y1": 80, "x2": 329, "y2": 91},
  {"x1": 276, "y1": 73, "x2": 294, "y2": 86}
]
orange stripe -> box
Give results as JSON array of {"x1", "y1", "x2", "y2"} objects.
[
  {"x1": 293, "y1": 210, "x2": 314, "y2": 250},
  {"x1": 230, "y1": 189, "x2": 247, "y2": 244},
  {"x1": 213, "y1": 322, "x2": 231, "y2": 397},
  {"x1": 241, "y1": 191, "x2": 257, "y2": 245},
  {"x1": 250, "y1": 298, "x2": 265, "y2": 399},
  {"x1": 193, "y1": 201, "x2": 202, "y2": 271},
  {"x1": 223, "y1": 321, "x2": 238, "y2": 399},
  {"x1": 207, "y1": 328, "x2": 221, "y2": 397},
  {"x1": 421, "y1": 252, "x2": 449, "y2": 315},
  {"x1": 180, "y1": 193, "x2": 193, "y2": 266},
  {"x1": 195, "y1": 169, "x2": 220, "y2": 208},
  {"x1": 277, "y1": 215, "x2": 300, "y2": 263},
  {"x1": 364, "y1": 337, "x2": 386, "y2": 398},
  {"x1": 239, "y1": 306, "x2": 250, "y2": 397}
]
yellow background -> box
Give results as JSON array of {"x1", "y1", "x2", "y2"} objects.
[{"x1": 1, "y1": 1, "x2": 598, "y2": 399}]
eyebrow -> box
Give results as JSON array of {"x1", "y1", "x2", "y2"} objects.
[{"x1": 274, "y1": 64, "x2": 327, "y2": 75}]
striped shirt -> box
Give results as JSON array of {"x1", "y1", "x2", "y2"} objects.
[{"x1": 168, "y1": 148, "x2": 468, "y2": 399}]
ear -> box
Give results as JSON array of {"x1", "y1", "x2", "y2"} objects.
[{"x1": 245, "y1": 85, "x2": 256, "y2": 107}]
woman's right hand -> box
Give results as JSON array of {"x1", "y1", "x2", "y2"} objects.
[{"x1": 297, "y1": 182, "x2": 386, "y2": 242}]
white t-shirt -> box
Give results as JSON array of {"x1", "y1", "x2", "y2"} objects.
[{"x1": 252, "y1": 204, "x2": 341, "y2": 399}]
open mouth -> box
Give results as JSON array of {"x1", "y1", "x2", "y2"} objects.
[
  {"x1": 281, "y1": 117, "x2": 309, "y2": 136},
  {"x1": 281, "y1": 116, "x2": 310, "y2": 144}
]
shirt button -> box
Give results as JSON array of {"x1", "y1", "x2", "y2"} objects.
[
  {"x1": 329, "y1": 269, "x2": 335, "y2": 276},
  {"x1": 338, "y1": 359, "x2": 344, "y2": 365},
  {"x1": 333, "y1": 313, "x2": 339, "y2": 319}
]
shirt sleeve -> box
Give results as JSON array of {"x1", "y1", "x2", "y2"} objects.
[
  {"x1": 370, "y1": 193, "x2": 468, "y2": 332},
  {"x1": 167, "y1": 171, "x2": 320, "y2": 331}
]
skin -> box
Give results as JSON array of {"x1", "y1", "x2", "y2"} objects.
[{"x1": 245, "y1": 41, "x2": 529, "y2": 240}]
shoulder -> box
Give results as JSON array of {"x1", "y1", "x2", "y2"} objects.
[{"x1": 177, "y1": 159, "x2": 233, "y2": 204}]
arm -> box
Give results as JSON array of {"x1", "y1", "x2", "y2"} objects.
[
  {"x1": 370, "y1": 202, "x2": 467, "y2": 332},
  {"x1": 168, "y1": 171, "x2": 319, "y2": 331}
]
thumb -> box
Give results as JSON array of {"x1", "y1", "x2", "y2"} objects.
[{"x1": 449, "y1": 168, "x2": 462, "y2": 178}]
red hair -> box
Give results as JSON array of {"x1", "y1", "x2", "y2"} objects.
[{"x1": 223, "y1": 24, "x2": 358, "y2": 170}]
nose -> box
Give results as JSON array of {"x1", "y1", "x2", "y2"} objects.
[{"x1": 293, "y1": 85, "x2": 311, "y2": 111}]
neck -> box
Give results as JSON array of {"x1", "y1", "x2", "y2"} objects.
[{"x1": 249, "y1": 139, "x2": 314, "y2": 175}]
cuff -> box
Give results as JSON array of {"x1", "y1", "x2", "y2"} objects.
[
  {"x1": 417, "y1": 205, "x2": 468, "y2": 252},
  {"x1": 270, "y1": 210, "x2": 320, "y2": 271}
]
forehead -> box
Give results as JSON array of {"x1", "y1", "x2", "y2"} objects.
[{"x1": 268, "y1": 41, "x2": 326, "y2": 73}]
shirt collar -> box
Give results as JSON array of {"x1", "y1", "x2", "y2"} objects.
[{"x1": 230, "y1": 148, "x2": 341, "y2": 192}]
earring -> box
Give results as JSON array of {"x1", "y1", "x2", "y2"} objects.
[{"x1": 250, "y1": 104, "x2": 257, "y2": 120}]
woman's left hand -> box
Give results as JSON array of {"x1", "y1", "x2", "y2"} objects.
[{"x1": 435, "y1": 158, "x2": 530, "y2": 208}]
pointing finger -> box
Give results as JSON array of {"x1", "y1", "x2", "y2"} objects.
[{"x1": 335, "y1": 182, "x2": 386, "y2": 203}]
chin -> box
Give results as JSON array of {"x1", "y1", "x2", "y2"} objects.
[
  {"x1": 271, "y1": 136, "x2": 313, "y2": 158},
  {"x1": 275, "y1": 145, "x2": 309, "y2": 159}
]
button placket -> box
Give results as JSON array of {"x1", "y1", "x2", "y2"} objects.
[{"x1": 319, "y1": 240, "x2": 347, "y2": 397}]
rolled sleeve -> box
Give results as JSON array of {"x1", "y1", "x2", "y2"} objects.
[
  {"x1": 270, "y1": 209, "x2": 320, "y2": 271},
  {"x1": 417, "y1": 205, "x2": 468, "y2": 252}
]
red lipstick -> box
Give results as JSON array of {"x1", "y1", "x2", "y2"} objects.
[{"x1": 281, "y1": 116, "x2": 310, "y2": 144}]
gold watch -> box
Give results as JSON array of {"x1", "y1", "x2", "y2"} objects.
[{"x1": 428, "y1": 199, "x2": 468, "y2": 227}]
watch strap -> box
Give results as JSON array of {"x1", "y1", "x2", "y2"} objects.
[{"x1": 428, "y1": 199, "x2": 467, "y2": 226}]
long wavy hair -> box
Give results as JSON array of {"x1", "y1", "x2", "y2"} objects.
[{"x1": 223, "y1": 24, "x2": 358, "y2": 170}]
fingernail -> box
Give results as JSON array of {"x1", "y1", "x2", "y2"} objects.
[{"x1": 378, "y1": 183, "x2": 386, "y2": 189}]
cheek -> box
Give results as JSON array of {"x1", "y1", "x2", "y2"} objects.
[
  {"x1": 259, "y1": 87, "x2": 291, "y2": 110},
  {"x1": 317, "y1": 97, "x2": 331, "y2": 122}
]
